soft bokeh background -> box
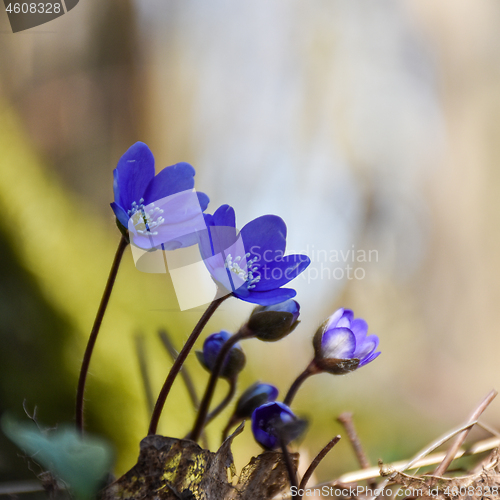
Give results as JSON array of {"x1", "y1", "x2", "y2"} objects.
[{"x1": 1, "y1": 0, "x2": 500, "y2": 491}]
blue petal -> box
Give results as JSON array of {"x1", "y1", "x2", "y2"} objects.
[
  {"x1": 354, "y1": 334, "x2": 378, "y2": 360},
  {"x1": 260, "y1": 299, "x2": 300, "y2": 316},
  {"x1": 203, "y1": 331, "x2": 232, "y2": 369},
  {"x1": 321, "y1": 327, "x2": 356, "y2": 359},
  {"x1": 204, "y1": 205, "x2": 238, "y2": 257},
  {"x1": 343, "y1": 309, "x2": 354, "y2": 322},
  {"x1": 336, "y1": 316, "x2": 351, "y2": 328},
  {"x1": 213, "y1": 204, "x2": 236, "y2": 228},
  {"x1": 235, "y1": 287, "x2": 297, "y2": 305},
  {"x1": 240, "y1": 215, "x2": 287, "y2": 259},
  {"x1": 114, "y1": 142, "x2": 155, "y2": 210},
  {"x1": 358, "y1": 350, "x2": 381, "y2": 367},
  {"x1": 263, "y1": 384, "x2": 279, "y2": 401},
  {"x1": 110, "y1": 202, "x2": 129, "y2": 228},
  {"x1": 350, "y1": 318, "x2": 369, "y2": 341},
  {"x1": 251, "y1": 402, "x2": 295, "y2": 449},
  {"x1": 197, "y1": 192, "x2": 210, "y2": 212},
  {"x1": 337, "y1": 309, "x2": 354, "y2": 328},
  {"x1": 252, "y1": 424, "x2": 277, "y2": 449},
  {"x1": 252, "y1": 255, "x2": 310, "y2": 291},
  {"x1": 325, "y1": 308, "x2": 345, "y2": 330},
  {"x1": 143, "y1": 162, "x2": 196, "y2": 204}
]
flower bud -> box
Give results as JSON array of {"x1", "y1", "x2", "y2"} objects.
[
  {"x1": 196, "y1": 331, "x2": 246, "y2": 380},
  {"x1": 247, "y1": 299, "x2": 300, "y2": 341},
  {"x1": 251, "y1": 402, "x2": 307, "y2": 450},
  {"x1": 313, "y1": 308, "x2": 380, "y2": 375},
  {"x1": 234, "y1": 382, "x2": 279, "y2": 420}
]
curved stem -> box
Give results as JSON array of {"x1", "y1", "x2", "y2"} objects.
[
  {"x1": 299, "y1": 435, "x2": 341, "y2": 494},
  {"x1": 76, "y1": 235, "x2": 129, "y2": 433},
  {"x1": 148, "y1": 294, "x2": 229, "y2": 435},
  {"x1": 158, "y1": 329, "x2": 201, "y2": 410},
  {"x1": 188, "y1": 328, "x2": 252, "y2": 442},
  {"x1": 283, "y1": 361, "x2": 319, "y2": 407},
  {"x1": 159, "y1": 329, "x2": 209, "y2": 449},
  {"x1": 184, "y1": 376, "x2": 238, "y2": 440},
  {"x1": 280, "y1": 439, "x2": 298, "y2": 497},
  {"x1": 205, "y1": 376, "x2": 237, "y2": 427}
]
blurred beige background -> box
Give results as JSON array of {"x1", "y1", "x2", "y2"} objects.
[{"x1": 1, "y1": 0, "x2": 500, "y2": 485}]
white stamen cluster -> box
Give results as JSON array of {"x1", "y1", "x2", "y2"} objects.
[
  {"x1": 128, "y1": 198, "x2": 165, "y2": 236},
  {"x1": 225, "y1": 253, "x2": 261, "y2": 289}
]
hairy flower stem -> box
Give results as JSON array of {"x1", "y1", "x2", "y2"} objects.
[
  {"x1": 184, "y1": 376, "x2": 237, "y2": 440},
  {"x1": 158, "y1": 329, "x2": 201, "y2": 411},
  {"x1": 205, "y1": 376, "x2": 238, "y2": 427},
  {"x1": 280, "y1": 439, "x2": 299, "y2": 497},
  {"x1": 159, "y1": 329, "x2": 209, "y2": 449},
  {"x1": 283, "y1": 361, "x2": 321, "y2": 407},
  {"x1": 148, "y1": 294, "x2": 229, "y2": 436},
  {"x1": 299, "y1": 435, "x2": 341, "y2": 493},
  {"x1": 76, "y1": 234, "x2": 129, "y2": 433},
  {"x1": 188, "y1": 327, "x2": 253, "y2": 442}
]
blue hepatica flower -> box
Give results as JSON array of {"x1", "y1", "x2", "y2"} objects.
[
  {"x1": 256, "y1": 299, "x2": 300, "y2": 324},
  {"x1": 251, "y1": 402, "x2": 305, "y2": 449},
  {"x1": 196, "y1": 331, "x2": 246, "y2": 380},
  {"x1": 200, "y1": 205, "x2": 310, "y2": 306},
  {"x1": 234, "y1": 382, "x2": 279, "y2": 420},
  {"x1": 110, "y1": 142, "x2": 209, "y2": 250},
  {"x1": 247, "y1": 299, "x2": 301, "y2": 341},
  {"x1": 313, "y1": 308, "x2": 380, "y2": 374}
]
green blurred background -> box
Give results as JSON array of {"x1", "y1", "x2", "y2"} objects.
[{"x1": 1, "y1": 0, "x2": 500, "y2": 492}]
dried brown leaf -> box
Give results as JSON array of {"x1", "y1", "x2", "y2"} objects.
[
  {"x1": 99, "y1": 428, "x2": 241, "y2": 500},
  {"x1": 99, "y1": 424, "x2": 297, "y2": 500},
  {"x1": 236, "y1": 450, "x2": 299, "y2": 500}
]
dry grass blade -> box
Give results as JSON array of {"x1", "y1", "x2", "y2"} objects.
[
  {"x1": 434, "y1": 389, "x2": 497, "y2": 476},
  {"x1": 134, "y1": 333, "x2": 155, "y2": 414},
  {"x1": 158, "y1": 329, "x2": 200, "y2": 410},
  {"x1": 275, "y1": 434, "x2": 500, "y2": 499},
  {"x1": 0, "y1": 481, "x2": 46, "y2": 496},
  {"x1": 338, "y1": 413, "x2": 370, "y2": 470}
]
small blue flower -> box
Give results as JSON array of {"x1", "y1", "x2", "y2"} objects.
[
  {"x1": 313, "y1": 308, "x2": 380, "y2": 374},
  {"x1": 251, "y1": 402, "x2": 305, "y2": 449},
  {"x1": 196, "y1": 331, "x2": 246, "y2": 379},
  {"x1": 234, "y1": 382, "x2": 279, "y2": 419},
  {"x1": 256, "y1": 299, "x2": 300, "y2": 324},
  {"x1": 247, "y1": 299, "x2": 301, "y2": 341},
  {"x1": 200, "y1": 205, "x2": 310, "y2": 306},
  {"x1": 110, "y1": 142, "x2": 209, "y2": 249}
]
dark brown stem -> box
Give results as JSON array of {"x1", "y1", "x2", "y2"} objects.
[
  {"x1": 205, "y1": 376, "x2": 238, "y2": 427},
  {"x1": 188, "y1": 328, "x2": 252, "y2": 442},
  {"x1": 280, "y1": 439, "x2": 299, "y2": 497},
  {"x1": 184, "y1": 377, "x2": 238, "y2": 440},
  {"x1": 76, "y1": 235, "x2": 128, "y2": 433},
  {"x1": 299, "y1": 435, "x2": 341, "y2": 493},
  {"x1": 283, "y1": 361, "x2": 319, "y2": 407},
  {"x1": 434, "y1": 389, "x2": 497, "y2": 476},
  {"x1": 148, "y1": 294, "x2": 229, "y2": 435},
  {"x1": 159, "y1": 329, "x2": 210, "y2": 449}
]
